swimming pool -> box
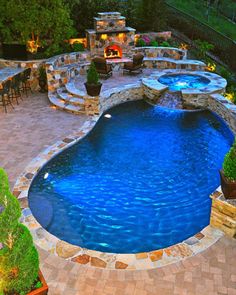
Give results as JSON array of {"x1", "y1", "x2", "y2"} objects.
[
  {"x1": 29, "y1": 100, "x2": 233, "y2": 253},
  {"x1": 158, "y1": 73, "x2": 210, "y2": 91}
]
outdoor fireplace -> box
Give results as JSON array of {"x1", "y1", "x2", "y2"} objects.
[
  {"x1": 86, "y1": 12, "x2": 135, "y2": 58},
  {"x1": 104, "y1": 45, "x2": 122, "y2": 59}
]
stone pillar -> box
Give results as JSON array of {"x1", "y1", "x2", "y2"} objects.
[
  {"x1": 210, "y1": 189, "x2": 236, "y2": 238},
  {"x1": 84, "y1": 97, "x2": 100, "y2": 116}
]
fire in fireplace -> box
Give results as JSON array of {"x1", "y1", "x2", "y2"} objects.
[{"x1": 104, "y1": 45, "x2": 122, "y2": 59}]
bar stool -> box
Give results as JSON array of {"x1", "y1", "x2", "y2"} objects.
[
  {"x1": 20, "y1": 68, "x2": 32, "y2": 97},
  {"x1": 10, "y1": 74, "x2": 22, "y2": 105},
  {"x1": 0, "y1": 80, "x2": 14, "y2": 113}
]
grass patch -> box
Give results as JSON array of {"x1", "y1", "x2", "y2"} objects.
[{"x1": 166, "y1": 0, "x2": 236, "y2": 40}]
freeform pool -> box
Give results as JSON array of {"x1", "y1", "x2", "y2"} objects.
[
  {"x1": 158, "y1": 73, "x2": 210, "y2": 91},
  {"x1": 29, "y1": 100, "x2": 233, "y2": 254}
]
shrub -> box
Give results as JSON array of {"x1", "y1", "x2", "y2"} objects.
[
  {"x1": 150, "y1": 40, "x2": 158, "y2": 47},
  {"x1": 223, "y1": 140, "x2": 236, "y2": 181},
  {"x1": 160, "y1": 41, "x2": 170, "y2": 47},
  {"x1": 0, "y1": 0, "x2": 75, "y2": 58},
  {"x1": 194, "y1": 39, "x2": 214, "y2": 62},
  {"x1": 136, "y1": 38, "x2": 146, "y2": 47},
  {"x1": 87, "y1": 62, "x2": 99, "y2": 85},
  {"x1": 137, "y1": 0, "x2": 167, "y2": 32},
  {"x1": 142, "y1": 35, "x2": 151, "y2": 45},
  {"x1": 73, "y1": 42, "x2": 84, "y2": 52},
  {"x1": 38, "y1": 66, "x2": 47, "y2": 82},
  {"x1": 0, "y1": 168, "x2": 39, "y2": 294}
]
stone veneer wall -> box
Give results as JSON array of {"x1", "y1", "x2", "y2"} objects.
[
  {"x1": 100, "y1": 83, "x2": 143, "y2": 113},
  {"x1": 210, "y1": 190, "x2": 236, "y2": 238},
  {"x1": 45, "y1": 51, "x2": 91, "y2": 93},
  {"x1": 45, "y1": 48, "x2": 197, "y2": 97},
  {"x1": 208, "y1": 94, "x2": 236, "y2": 133},
  {"x1": 133, "y1": 47, "x2": 187, "y2": 60},
  {"x1": 87, "y1": 30, "x2": 136, "y2": 57},
  {"x1": 0, "y1": 58, "x2": 45, "y2": 90}
]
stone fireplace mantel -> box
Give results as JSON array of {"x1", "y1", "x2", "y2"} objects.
[{"x1": 86, "y1": 12, "x2": 136, "y2": 58}]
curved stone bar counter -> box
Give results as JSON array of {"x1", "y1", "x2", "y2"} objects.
[
  {"x1": 0, "y1": 67, "x2": 26, "y2": 87},
  {"x1": 0, "y1": 59, "x2": 44, "y2": 89}
]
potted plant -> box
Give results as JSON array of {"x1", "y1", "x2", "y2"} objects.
[
  {"x1": 84, "y1": 62, "x2": 102, "y2": 96},
  {"x1": 0, "y1": 168, "x2": 48, "y2": 295},
  {"x1": 38, "y1": 66, "x2": 48, "y2": 93},
  {"x1": 220, "y1": 140, "x2": 236, "y2": 199}
]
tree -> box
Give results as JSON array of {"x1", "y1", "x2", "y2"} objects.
[
  {"x1": 120, "y1": 0, "x2": 140, "y2": 27},
  {"x1": 0, "y1": 168, "x2": 39, "y2": 294},
  {"x1": 69, "y1": 0, "x2": 121, "y2": 35},
  {"x1": 137, "y1": 0, "x2": 167, "y2": 32},
  {"x1": 0, "y1": 0, "x2": 75, "y2": 56}
]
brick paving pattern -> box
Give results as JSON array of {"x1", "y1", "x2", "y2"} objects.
[{"x1": 0, "y1": 91, "x2": 235, "y2": 294}]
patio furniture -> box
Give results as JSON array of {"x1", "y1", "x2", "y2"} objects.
[
  {"x1": 10, "y1": 73, "x2": 23, "y2": 105},
  {"x1": 92, "y1": 57, "x2": 112, "y2": 78},
  {"x1": 20, "y1": 68, "x2": 32, "y2": 96},
  {"x1": 123, "y1": 53, "x2": 144, "y2": 74},
  {"x1": 0, "y1": 80, "x2": 14, "y2": 113}
]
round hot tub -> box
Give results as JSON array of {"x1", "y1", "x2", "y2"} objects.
[{"x1": 158, "y1": 73, "x2": 211, "y2": 91}]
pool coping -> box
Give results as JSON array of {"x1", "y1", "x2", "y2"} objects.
[
  {"x1": 142, "y1": 70, "x2": 227, "y2": 96},
  {"x1": 13, "y1": 103, "x2": 225, "y2": 270}
]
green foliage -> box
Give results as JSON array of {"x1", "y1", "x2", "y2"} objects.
[
  {"x1": 70, "y1": 0, "x2": 121, "y2": 35},
  {"x1": 216, "y1": 65, "x2": 236, "y2": 90},
  {"x1": 87, "y1": 62, "x2": 99, "y2": 85},
  {"x1": 0, "y1": 168, "x2": 39, "y2": 294},
  {"x1": 136, "y1": 38, "x2": 146, "y2": 47},
  {"x1": 160, "y1": 41, "x2": 171, "y2": 47},
  {"x1": 193, "y1": 39, "x2": 214, "y2": 62},
  {"x1": 38, "y1": 66, "x2": 47, "y2": 82},
  {"x1": 223, "y1": 140, "x2": 236, "y2": 181},
  {"x1": 35, "y1": 281, "x2": 43, "y2": 289},
  {"x1": 0, "y1": 0, "x2": 75, "y2": 57},
  {"x1": 137, "y1": 0, "x2": 167, "y2": 32},
  {"x1": 150, "y1": 40, "x2": 159, "y2": 47},
  {"x1": 73, "y1": 42, "x2": 85, "y2": 52},
  {"x1": 166, "y1": 0, "x2": 236, "y2": 40},
  {"x1": 120, "y1": 0, "x2": 139, "y2": 27}
]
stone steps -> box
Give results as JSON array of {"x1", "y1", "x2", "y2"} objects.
[
  {"x1": 49, "y1": 93, "x2": 85, "y2": 115},
  {"x1": 66, "y1": 82, "x2": 87, "y2": 98},
  {"x1": 57, "y1": 87, "x2": 85, "y2": 106}
]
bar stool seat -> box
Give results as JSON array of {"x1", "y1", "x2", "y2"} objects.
[{"x1": 0, "y1": 80, "x2": 14, "y2": 113}]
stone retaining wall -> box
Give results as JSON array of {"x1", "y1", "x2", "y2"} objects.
[
  {"x1": 45, "y1": 48, "x2": 194, "y2": 95},
  {"x1": 45, "y1": 51, "x2": 91, "y2": 93},
  {"x1": 100, "y1": 83, "x2": 143, "y2": 113},
  {"x1": 133, "y1": 47, "x2": 187, "y2": 60},
  {"x1": 210, "y1": 189, "x2": 236, "y2": 238},
  {"x1": 208, "y1": 94, "x2": 236, "y2": 134}
]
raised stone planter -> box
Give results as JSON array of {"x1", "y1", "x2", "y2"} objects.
[{"x1": 133, "y1": 47, "x2": 187, "y2": 60}]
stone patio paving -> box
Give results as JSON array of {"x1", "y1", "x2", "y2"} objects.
[{"x1": 0, "y1": 90, "x2": 236, "y2": 295}]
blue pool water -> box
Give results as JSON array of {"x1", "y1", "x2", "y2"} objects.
[
  {"x1": 29, "y1": 101, "x2": 233, "y2": 253},
  {"x1": 158, "y1": 73, "x2": 210, "y2": 91}
]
